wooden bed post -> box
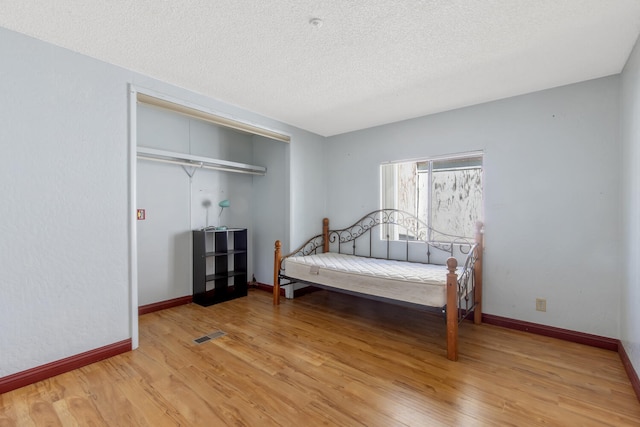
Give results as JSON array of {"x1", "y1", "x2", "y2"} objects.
[
  {"x1": 274, "y1": 240, "x2": 281, "y2": 305},
  {"x1": 322, "y1": 218, "x2": 330, "y2": 253},
  {"x1": 446, "y1": 257, "x2": 458, "y2": 361},
  {"x1": 473, "y1": 221, "x2": 484, "y2": 325}
]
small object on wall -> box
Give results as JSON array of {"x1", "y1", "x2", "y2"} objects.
[{"x1": 137, "y1": 209, "x2": 146, "y2": 220}]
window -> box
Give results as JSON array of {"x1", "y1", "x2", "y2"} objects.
[{"x1": 380, "y1": 153, "x2": 483, "y2": 240}]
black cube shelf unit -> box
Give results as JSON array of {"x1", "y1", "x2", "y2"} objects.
[{"x1": 192, "y1": 228, "x2": 248, "y2": 306}]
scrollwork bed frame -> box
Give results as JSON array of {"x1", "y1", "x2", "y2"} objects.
[{"x1": 273, "y1": 209, "x2": 483, "y2": 361}]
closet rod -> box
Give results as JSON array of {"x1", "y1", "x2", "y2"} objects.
[
  {"x1": 136, "y1": 147, "x2": 266, "y2": 176},
  {"x1": 137, "y1": 155, "x2": 266, "y2": 176}
]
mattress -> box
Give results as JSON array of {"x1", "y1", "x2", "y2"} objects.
[{"x1": 283, "y1": 252, "x2": 449, "y2": 307}]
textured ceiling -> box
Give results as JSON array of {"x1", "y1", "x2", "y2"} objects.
[{"x1": 2, "y1": 1, "x2": 640, "y2": 136}]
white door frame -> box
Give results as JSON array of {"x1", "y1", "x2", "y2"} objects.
[{"x1": 128, "y1": 84, "x2": 139, "y2": 349}]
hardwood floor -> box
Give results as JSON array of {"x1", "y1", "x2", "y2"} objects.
[{"x1": 1, "y1": 289, "x2": 639, "y2": 426}]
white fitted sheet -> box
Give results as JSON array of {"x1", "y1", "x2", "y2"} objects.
[{"x1": 283, "y1": 252, "x2": 449, "y2": 307}]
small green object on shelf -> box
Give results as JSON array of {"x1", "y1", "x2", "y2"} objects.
[{"x1": 218, "y1": 199, "x2": 230, "y2": 229}]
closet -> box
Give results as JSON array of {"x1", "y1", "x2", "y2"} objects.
[{"x1": 135, "y1": 90, "x2": 288, "y2": 307}]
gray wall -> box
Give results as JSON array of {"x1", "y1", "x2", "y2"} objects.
[
  {"x1": 325, "y1": 76, "x2": 622, "y2": 338},
  {"x1": 0, "y1": 27, "x2": 131, "y2": 376},
  {"x1": 251, "y1": 136, "x2": 289, "y2": 285},
  {"x1": 621, "y1": 35, "x2": 640, "y2": 380}
]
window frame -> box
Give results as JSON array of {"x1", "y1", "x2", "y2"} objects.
[{"x1": 380, "y1": 151, "x2": 483, "y2": 242}]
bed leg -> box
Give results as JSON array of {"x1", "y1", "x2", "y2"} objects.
[
  {"x1": 446, "y1": 257, "x2": 458, "y2": 361},
  {"x1": 274, "y1": 240, "x2": 281, "y2": 305}
]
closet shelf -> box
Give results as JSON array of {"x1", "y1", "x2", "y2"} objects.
[{"x1": 137, "y1": 146, "x2": 267, "y2": 176}]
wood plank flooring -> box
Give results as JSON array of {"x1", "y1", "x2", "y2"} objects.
[{"x1": 1, "y1": 289, "x2": 639, "y2": 426}]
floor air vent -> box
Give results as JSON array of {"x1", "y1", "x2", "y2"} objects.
[{"x1": 193, "y1": 330, "x2": 226, "y2": 344}]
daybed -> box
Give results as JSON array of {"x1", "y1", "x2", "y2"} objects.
[{"x1": 273, "y1": 209, "x2": 483, "y2": 361}]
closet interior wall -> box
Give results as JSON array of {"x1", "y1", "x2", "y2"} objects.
[{"x1": 136, "y1": 103, "x2": 255, "y2": 306}]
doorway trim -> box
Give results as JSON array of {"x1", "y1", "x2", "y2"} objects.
[{"x1": 128, "y1": 84, "x2": 139, "y2": 349}]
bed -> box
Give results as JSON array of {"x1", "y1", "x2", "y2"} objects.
[{"x1": 273, "y1": 209, "x2": 483, "y2": 361}]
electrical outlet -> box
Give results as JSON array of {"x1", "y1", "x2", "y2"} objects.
[{"x1": 536, "y1": 298, "x2": 546, "y2": 312}]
